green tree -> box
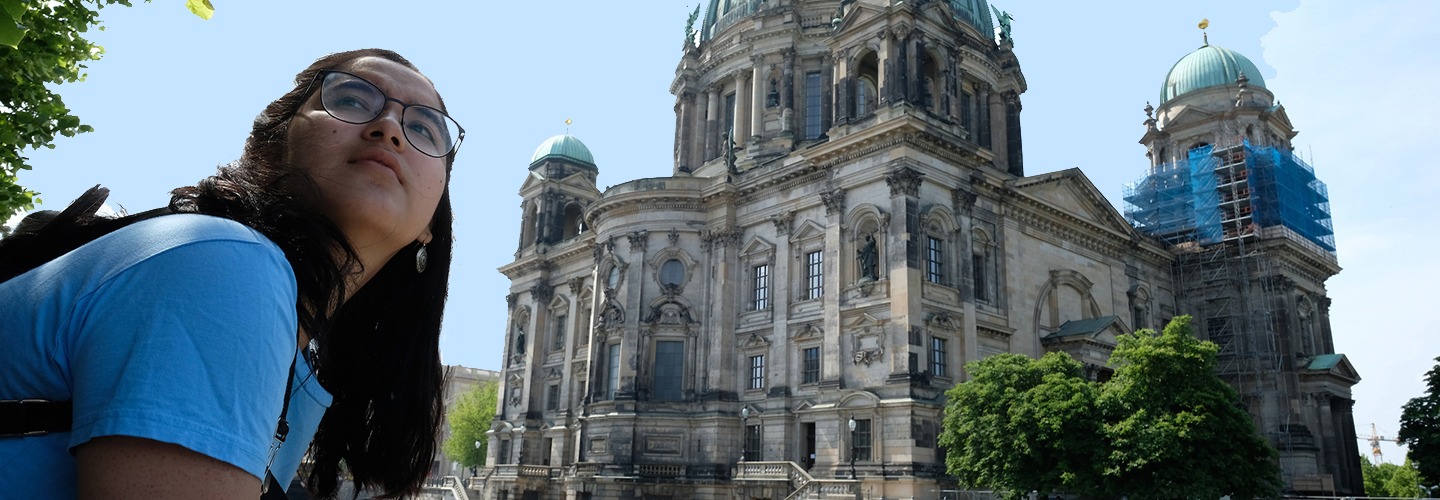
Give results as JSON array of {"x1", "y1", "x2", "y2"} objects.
[
  {"x1": 939, "y1": 352, "x2": 1105, "y2": 499},
  {"x1": 443, "y1": 380, "x2": 499, "y2": 469},
  {"x1": 1399, "y1": 356, "x2": 1440, "y2": 487},
  {"x1": 1098, "y1": 315, "x2": 1283, "y2": 499},
  {"x1": 0, "y1": 0, "x2": 210, "y2": 218},
  {"x1": 1362, "y1": 455, "x2": 1424, "y2": 498}
]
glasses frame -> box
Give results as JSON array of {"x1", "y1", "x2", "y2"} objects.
[{"x1": 304, "y1": 69, "x2": 465, "y2": 158}]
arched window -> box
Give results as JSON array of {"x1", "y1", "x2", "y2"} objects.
[
  {"x1": 971, "y1": 229, "x2": 996, "y2": 304},
  {"x1": 857, "y1": 77, "x2": 877, "y2": 116},
  {"x1": 561, "y1": 203, "x2": 585, "y2": 239}
]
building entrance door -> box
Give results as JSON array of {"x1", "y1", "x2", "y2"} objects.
[{"x1": 802, "y1": 422, "x2": 816, "y2": 470}]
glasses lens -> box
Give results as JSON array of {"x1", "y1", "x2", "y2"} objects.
[
  {"x1": 320, "y1": 72, "x2": 384, "y2": 124},
  {"x1": 404, "y1": 105, "x2": 461, "y2": 157}
]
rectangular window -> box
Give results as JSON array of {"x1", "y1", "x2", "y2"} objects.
[
  {"x1": 546, "y1": 384, "x2": 560, "y2": 411},
  {"x1": 724, "y1": 92, "x2": 737, "y2": 141},
  {"x1": 606, "y1": 343, "x2": 620, "y2": 399},
  {"x1": 498, "y1": 439, "x2": 511, "y2": 465},
  {"x1": 752, "y1": 264, "x2": 770, "y2": 310},
  {"x1": 805, "y1": 71, "x2": 822, "y2": 140},
  {"x1": 804, "y1": 251, "x2": 824, "y2": 300},
  {"x1": 926, "y1": 236, "x2": 944, "y2": 284},
  {"x1": 961, "y1": 91, "x2": 974, "y2": 132},
  {"x1": 748, "y1": 355, "x2": 765, "y2": 390},
  {"x1": 552, "y1": 314, "x2": 567, "y2": 352},
  {"x1": 654, "y1": 340, "x2": 684, "y2": 401},
  {"x1": 972, "y1": 253, "x2": 988, "y2": 303},
  {"x1": 852, "y1": 418, "x2": 872, "y2": 461},
  {"x1": 802, "y1": 347, "x2": 820, "y2": 384},
  {"x1": 744, "y1": 424, "x2": 762, "y2": 461},
  {"x1": 930, "y1": 337, "x2": 948, "y2": 378}
]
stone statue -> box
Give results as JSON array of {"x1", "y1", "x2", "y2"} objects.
[
  {"x1": 857, "y1": 234, "x2": 878, "y2": 281},
  {"x1": 724, "y1": 130, "x2": 738, "y2": 174},
  {"x1": 513, "y1": 324, "x2": 526, "y2": 354},
  {"x1": 991, "y1": 7, "x2": 1014, "y2": 43}
]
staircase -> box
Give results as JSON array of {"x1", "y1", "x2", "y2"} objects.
[{"x1": 733, "y1": 461, "x2": 859, "y2": 499}]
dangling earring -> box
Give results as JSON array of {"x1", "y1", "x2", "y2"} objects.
[{"x1": 415, "y1": 242, "x2": 429, "y2": 274}]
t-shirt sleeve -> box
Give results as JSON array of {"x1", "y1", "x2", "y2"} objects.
[{"x1": 65, "y1": 232, "x2": 297, "y2": 481}]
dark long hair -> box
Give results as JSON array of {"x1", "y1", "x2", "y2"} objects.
[{"x1": 1, "y1": 49, "x2": 453, "y2": 498}]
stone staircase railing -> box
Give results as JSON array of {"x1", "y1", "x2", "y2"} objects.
[{"x1": 733, "y1": 461, "x2": 860, "y2": 500}]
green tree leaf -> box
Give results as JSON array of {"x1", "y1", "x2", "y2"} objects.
[
  {"x1": 1399, "y1": 356, "x2": 1440, "y2": 487},
  {"x1": 184, "y1": 0, "x2": 212, "y2": 20},
  {"x1": 443, "y1": 380, "x2": 499, "y2": 469},
  {"x1": 1098, "y1": 316, "x2": 1283, "y2": 499}
]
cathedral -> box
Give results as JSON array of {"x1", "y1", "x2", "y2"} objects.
[{"x1": 478, "y1": 1, "x2": 1362, "y2": 498}]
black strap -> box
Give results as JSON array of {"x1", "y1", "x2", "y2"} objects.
[{"x1": 0, "y1": 399, "x2": 73, "y2": 437}]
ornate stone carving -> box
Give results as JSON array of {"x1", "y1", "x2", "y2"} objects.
[
  {"x1": 568, "y1": 277, "x2": 586, "y2": 296},
  {"x1": 702, "y1": 226, "x2": 742, "y2": 250},
  {"x1": 770, "y1": 211, "x2": 795, "y2": 235},
  {"x1": 821, "y1": 186, "x2": 847, "y2": 216},
  {"x1": 885, "y1": 166, "x2": 924, "y2": 197},
  {"x1": 668, "y1": 228, "x2": 680, "y2": 246},
  {"x1": 953, "y1": 188, "x2": 978, "y2": 214},
  {"x1": 628, "y1": 230, "x2": 649, "y2": 253},
  {"x1": 853, "y1": 349, "x2": 883, "y2": 366},
  {"x1": 530, "y1": 282, "x2": 554, "y2": 305}
]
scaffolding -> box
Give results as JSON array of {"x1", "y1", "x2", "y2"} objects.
[{"x1": 1126, "y1": 142, "x2": 1335, "y2": 487}]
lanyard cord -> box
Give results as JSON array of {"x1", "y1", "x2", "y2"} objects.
[{"x1": 260, "y1": 345, "x2": 300, "y2": 494}]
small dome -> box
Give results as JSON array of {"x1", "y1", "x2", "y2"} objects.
[
  {"x1": 530, "y1": 135, "x2": 595, "y2": 168},
  {"x1": 1161, "y1": 44, "x2": 1266, "y2": 104}
]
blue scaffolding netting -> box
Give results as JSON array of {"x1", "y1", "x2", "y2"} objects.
[{"x1": 1123, "y1": 143, "x2": 1335, "y2": 253}]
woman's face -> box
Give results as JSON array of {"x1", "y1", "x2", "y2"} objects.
[{"x1": 285, "y1": 56, "x2": 448, "y2": 260}]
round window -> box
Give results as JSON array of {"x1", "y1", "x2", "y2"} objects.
[
  {"x1": 607, "y1": 266, "x2": 621, "y2": 289},
  {"x1": 659, "y1": 259, "x2": 686, "y2": 287}
]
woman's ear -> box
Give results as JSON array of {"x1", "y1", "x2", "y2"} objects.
[{"x1": 419, "y1": 227, "x2": 434, "y2": 245}]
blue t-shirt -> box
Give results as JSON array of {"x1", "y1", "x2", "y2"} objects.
[{"x1": 0, "y1": 214, "x2": 330, "y2": 495}]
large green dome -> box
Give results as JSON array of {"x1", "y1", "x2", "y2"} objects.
[
  {"x1": 701, "y1": 0, "x2": 994, "y2": 40},
  {"x1": 530, "y1": 135, "x2": 595, "y2": 168},
  {"x1": 1161, "y1": 44, "x2": 1266, "y2": 104}
]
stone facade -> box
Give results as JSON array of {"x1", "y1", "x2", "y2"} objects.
[{"x1": 478, "y1": 1, "x2": 1361, "y2": 498}]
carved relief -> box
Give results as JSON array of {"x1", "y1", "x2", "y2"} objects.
[
  {"x1": 770, "y1": 211, "x2": 795, "y2": 235},
  {"x1": 530, "y1": 282, "x2": 555, "y2": 305},
  {"x1": 953, "y1": 189, "x2": 978, "y2": 215},
  {"x1": 885, "y1": 166, "x2": 924, "y2": 197},
  {"x1": 845, "y1": 313, "x2": 887, "y2": 365},
  {"x1": 628, "y1": 230, "x2": 650, "y2": 253},
  {"x1": 668, "y1": 228, "x2": 680, "y2": 246},
  {"x1": 821, "y1": 186, "x2": 847, "y2": 216}
]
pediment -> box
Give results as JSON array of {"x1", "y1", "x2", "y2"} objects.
[
  {"x1": 740, "y1": 332, "x2": 772, "y2": 349},
  {"x1": 1302, "y1": 354, "x2": 1361, "y2": 384},
  {"x1": 832, "y1": 0, "x2": 887, "y2": 32},
  {"x1": 1264, "y1": 104, "x2": 1296, "y2": 132},
  {"x1": 790, "y1": 220, "x2": 826, "y2": 242},
  {"x1": 1012, "y1": 169, "x2": 1135, "y2": 236},
  {"x1": 1165, "y1": 105, "x2": 1217, "y2": 129},
  {"x1": 792, "y1": 323, "x2": 824, "y2": 341},
  {"x1": 793, "y1": 400, "x2": 817, "y2": 413},
  {"x1": 741, "y1": 236, "x2": 775, "y2": 257}
]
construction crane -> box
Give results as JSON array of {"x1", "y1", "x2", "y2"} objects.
[{"x1": 1358, "y1": 423, "x2": 1401, "y2": 463}]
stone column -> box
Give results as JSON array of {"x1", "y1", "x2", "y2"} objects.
[
  {"x1": 821, "y1": 53, "x2": 833, "y2": 138},
  {"x1": 705, "y1": 88, "x2": 720, "y2": 161},
  {"x1": 674, "y1": 92, "x2": 692, "y2": 172},
  {"x1": 988, "y1": 90, "x2": 1007, "y2": 171},
  {"x1": 737, "y1": 71, "x2": 752, "y2": 146},
  {"x1": 976, "y1": 82, "x2": 991, "y2": 147},
  {"x1": 877, "y1": 29, "x2": 894, "y2": 107},
  {"x1": 692, "y1": 91, "x2": 709, "y2": 169},
  {"x1": 751, "y1": 55, "x2": 765, "y2": 141}
]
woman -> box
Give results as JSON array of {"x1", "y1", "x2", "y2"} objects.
[{"x1": 0, "y1": 48, "x2": 462, "y2": 498}]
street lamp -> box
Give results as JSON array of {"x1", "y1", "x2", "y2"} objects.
[
  {"x1": 471, "y1": 440, "x2": 480, "y2": 477},
  {"x1": 847, "y1": 416, "x2": 858, "y2": 480},
  {"x1": 740, "y1": 407, "x2": 750, "y2": 462}
]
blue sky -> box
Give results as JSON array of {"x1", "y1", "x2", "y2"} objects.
[{"x1": 11, "y1": 0, "x2": 1437, "y2": 464}]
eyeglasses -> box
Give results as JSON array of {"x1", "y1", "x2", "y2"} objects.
[{"x1": 311, "y1": 70, "x2": 465, "y2": 158}]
